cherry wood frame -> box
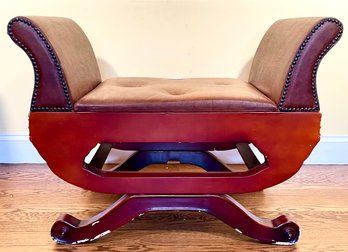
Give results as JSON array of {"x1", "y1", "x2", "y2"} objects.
[
  {"x1": 51, "y1": 194, "x2": 300, "y2": 245},
  {"x1": 29, "y1": 111, "x2": 319, "y2": 245},
  {"x1": 9, "y1": 15, "x2": 340, "y2": 246},
  {"x1": 30, "y1": 112, "x2": 320, "y2": 194}
]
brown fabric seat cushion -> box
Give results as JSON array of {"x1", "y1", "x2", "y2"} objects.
[{"x1": 74, "y1": 77, "x2": 277, "y2": 112}]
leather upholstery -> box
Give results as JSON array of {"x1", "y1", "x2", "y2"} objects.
[
  {"x1": 249, "y1": 17, "x2": 342, "y2": 111},
  {"x1": 280, "y1": 20, "x2": 342, "y2": 111},
  {"x1": 8, "y1": 16, "x2": 342, "y2": 113},
  {"x1": 75, "y1": 77, "x2": 277, "y2": 112},
  {"x1": 27, "y1": 16, "x2": 102, "y2": 103},
  {"x1": 8, "y1": 16, "x2": 101, "y2": 111}
]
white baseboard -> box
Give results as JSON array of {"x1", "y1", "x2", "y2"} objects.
[
  {"x1": 302, "y1": 136, "x2": 348, "y2": 164},
  {"x1": 0, "y1": 134, "x2": 347, "y2": 164},
  {"x1": 0, "y1": 135, "x2": 45, "y2": 163}
]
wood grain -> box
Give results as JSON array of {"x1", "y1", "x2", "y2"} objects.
[{"x1": 0, "y1": 164, "x2": 347, "y2": 251}]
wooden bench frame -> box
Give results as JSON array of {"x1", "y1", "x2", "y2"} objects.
[{"x1": 8, "y1": 16, "x2": 343, "y2": 245}]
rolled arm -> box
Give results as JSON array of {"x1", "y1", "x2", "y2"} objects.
[
  {"x1": 249, "y1": 17, "x2": 343, "y2": 112},
  {"x1": 7, "y1": 16, "x2": 101, "y2": 112}
]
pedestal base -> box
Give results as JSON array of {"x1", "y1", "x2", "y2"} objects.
[{"x1": 51, "y1": 194, "x2": 300, "y2": 245}]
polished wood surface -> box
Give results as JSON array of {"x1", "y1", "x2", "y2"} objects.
[
  {"x1": 51, "y1": 194, "x2": 300, "y2": 245},
  {"x1": 29, "y1": 112, "x2": 320, "y2": 194},
  {"x1": 1, "y1": 164, "x2": 347, "y2": 251}
]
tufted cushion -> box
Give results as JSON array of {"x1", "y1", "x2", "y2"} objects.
[{"x1": 75, "y1": 77, "x2": 276, "y2": 112}]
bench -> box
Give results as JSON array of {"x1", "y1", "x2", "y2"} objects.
[{"x1": 7, "y1": 15, "x2": 343, "y2": 245}]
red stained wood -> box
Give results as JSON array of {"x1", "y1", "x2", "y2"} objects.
[
  {"x1": 51, "y1": 194, "x2": 299, "y2": 245},
  {"x1": 29, "y1": 112, "x2": 320, "y2": 194}
]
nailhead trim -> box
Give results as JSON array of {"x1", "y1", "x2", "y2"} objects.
[
  {"x1": 9, "y1": 17, "x2": 342, "y2": 113},
  {"x1": 7, "y1": 17, "x2": 72, "y2": 112},
  {"x1": 279, "y1": 18, "x2": 343, "y2": 112}
]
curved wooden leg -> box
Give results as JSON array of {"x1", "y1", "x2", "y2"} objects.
[{"x1": 51, "y1": 194, "x2": 299, "y2": 245}]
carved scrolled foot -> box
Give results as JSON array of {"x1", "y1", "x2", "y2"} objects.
[
  {"x1": 213, "y1": 195, "x2": 300, "y2": 245},
  {"x1": 269, "y1": 215, "x2": 300, "y2": 245},
  {"x1": 51, "y1": 214, "x2": 84, "y2": 245},
  {"x1": 51, "y1": 194, "x2": 132, "y2": 244},
  {"x1": 51, "y1": 213, "x2": 113, "y2": 244},
  {"x1": 50, "y1": 194, "x2": 300, "y2": 245}
]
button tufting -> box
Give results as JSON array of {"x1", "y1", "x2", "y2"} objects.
[{"x1": 75, "y1": 77, "x2": 278, "y2": 112}]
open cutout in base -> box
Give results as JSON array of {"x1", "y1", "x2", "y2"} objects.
[{"x1": 84, "y1": 142, "x2": 267, "y2": 173}]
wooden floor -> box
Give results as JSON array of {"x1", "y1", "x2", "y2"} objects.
[{"x1": 0, "y1": 164, "x2": 347, "y2": 252}]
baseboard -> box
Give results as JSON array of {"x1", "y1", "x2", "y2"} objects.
[
  {"x1": 0, "y1": 135, "x2": 45, "y2": 163},
  {"x1": 303, "y1": 136, "x2": 348, "y2": 164},
  {"x1": 0, "y1": 134, "x2": 347, "y2": 164}
]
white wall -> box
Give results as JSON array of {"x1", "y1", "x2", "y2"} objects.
[{"x1": 0, "y1": 0, "x2": 347, "y2": 163}]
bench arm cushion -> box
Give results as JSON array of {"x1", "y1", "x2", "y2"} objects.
[
  {"x1": 8, "y1": 16, "x2": 101, "y2": 111},
  {"x1": 249, "y1": 17, "x2": 343, "y2": 111}
]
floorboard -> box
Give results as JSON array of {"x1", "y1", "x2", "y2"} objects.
[{"x1": 0, "y1": 164, "x2": 347, "y2": 251}]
